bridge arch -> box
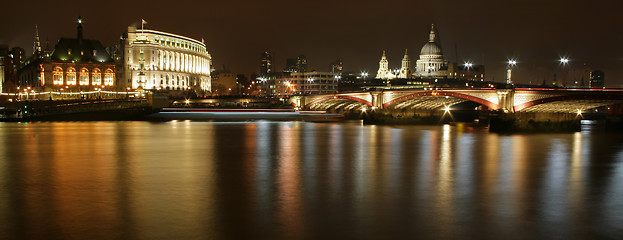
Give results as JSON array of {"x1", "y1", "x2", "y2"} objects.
[
  {"x1": 305, "y1": 95, "x2": 372, "y2": 110},
  {"x1": 383, "y1": 91, "x2": 499, "y2": 110},
  {"x1": 514, "y1": 93, "x2": 623, "y2": 112}
]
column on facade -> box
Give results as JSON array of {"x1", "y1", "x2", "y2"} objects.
[
  {"x1": 166, "y1": 51, "x2": 171, "y2": 71},
  {"x1": 201, "y1": 58, "x2": 205, "y2": 74},
  {"x1": 185, "y1": 53, "x2": 189, "y2": 72},
  {"x1": 158, "y1": 50, "x2": 163, "y2": 70},
  {"x1": 188, "y1": 55, "x2": 192, "y2": 73},
  {"x1": 205, "y1": 58, "x2": 208, "y2": 74},
  {"x1": 180, "y1": 53, "x2": 184, "y2": 72},
  {"x1": 186, "y1": 54, "x2": 193, "y2": 72},
  {"x1": 191, "y1": 55, "x2": 195, "y2": 74}
]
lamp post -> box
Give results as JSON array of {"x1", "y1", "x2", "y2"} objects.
[
  {"x1": 464, "y1": 62, "x2": 473, "y2": 81},
  {"x1": 506, "y1": 59, "x2": 517, "y2": 85},
  {"x1": 559, "y1": 57, "x2": 569, "y2": 87},
  {"x1": 361, "y1": 72, "x2": 368, "y2": 87}
]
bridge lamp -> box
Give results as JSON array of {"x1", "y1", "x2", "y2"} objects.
[
  {"x1": 361, "y1": 107, "x2": 367, "y2": 112},
  {"x1": 506, "y1": 59, "x2": 517, "y2": 85},
  {"x1": 559, "y1": 57, "x2": 569, "y2": 65},
  {"x1": 444, "y1": 105, "x2": 451, "y2": 113},
  {"x1": 576, "y1": 109, "x2": 583, "y2": 117}
]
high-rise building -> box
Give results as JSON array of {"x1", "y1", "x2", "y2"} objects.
[
  {"x1": 296, "y1": 55, "x2": 307, "y2": 72},
  {"x1": 260, "y1": 51, "x2": 272, "y2": 75},
  {"x1": 590, "y1": 70, "x2": 604, "y2": 88},
  {"x1": 0, "y1": 46, "x2": 7, "y2": 93},
  {"x1": 284, "y1": 58, "x2": 298, "y2": 72},
  {"x1": 330, "y1": 59, "x2": 343, "y2": 74},
  {"x1": 284, "y1": 55, "x2": 308, "y2": 73}
]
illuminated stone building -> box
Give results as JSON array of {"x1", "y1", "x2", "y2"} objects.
[
  {"x1": 123, "y1": 25, "x2": 212, "y2": 94},
  {"x1": 269, "y1": 71, "x2": 338, "y2": 95},
  {"x1": 375, "y1": 24, "x2": 485, "y2": 82},
  {"x1": 376, "y1": 50, "x2": 395, "y2": 80},
  {"x1": 415, "y1": 24, "x2": 451, "y2": 78},
  {"x1": 17, "y1": 17, "x2": 116, "y2": 93}
]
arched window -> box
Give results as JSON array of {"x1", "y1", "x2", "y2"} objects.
[
  {"x1": 104, "y1": 69, "x2": 114, "y2": 86},
  {"x1": 79, "y1": 68, "x2": 89, "y2": 85},
  {"x1": 53, "y1": 67, "x2": 63, "y2": 85},
  {"x1": 92, "y1": 68, "x2": 102, "y2": 85},
  {"x1": 66, "y1": 67, "x2": 76, "y2": 85}
]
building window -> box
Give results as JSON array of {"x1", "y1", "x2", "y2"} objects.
[
  {"x1": 79, "y1": 68, "x2": 89, "y2": 85},
  {"x1": 92, "y1": 68, "x2": 102, "y2": 85},
  {"x1": 66, "y1": 67, "x2": 76, "y2": 85},
  {"x1": 104, "y1": 69, "x2": 114, "y2": 86},
  {"x1": 53, "y1": 67, "x2": 63, "y2": 85}
]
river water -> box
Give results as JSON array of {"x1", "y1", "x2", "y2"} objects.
[{"x1": 0, "y1": 121, "x2": 622, "y2": 239}]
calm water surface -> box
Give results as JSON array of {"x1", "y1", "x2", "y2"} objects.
[{"x1": 0, "y1": 121, "x2": 622, "y2": 239}]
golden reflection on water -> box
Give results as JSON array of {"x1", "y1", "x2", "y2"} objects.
[
  {"x1": 436, "y1": 124, "x2": 454, "y2": 227},
  {"x1": 276, "y1": 122, "x2": 304, "y2": 239},
  {"x1": 1, "y1": 122, "x2": 623, "y2": 239}
]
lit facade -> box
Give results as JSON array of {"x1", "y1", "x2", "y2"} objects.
[
  {"x1": 415, "y1": 24, "x2": 450, "y2": 78},
  {"x1": 262, "y1": 72, "x2": 339, "y2": 96},
  {"x1": 376, "y1": 50, "x2": 395, "y2": 80},
  {"x1": 124, "y1": 26, "x2": 212, "y2": 93},
  {"x1": 17, "y1": 17, "x2": 116, "y2": 93},
  {"x1": 375, "y1": 24, "x2": 485, "y2": 81}
]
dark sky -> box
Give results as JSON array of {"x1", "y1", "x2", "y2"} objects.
[{"x1": 2, "y1": 0, "x2": 622, "y2": 86}]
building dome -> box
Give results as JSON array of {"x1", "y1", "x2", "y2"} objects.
[
  {"x1": 419, "y1": 24, "x2": 443, "y2": 56},
  {"x1": 420, "y1": 42, "x2": 442, "y2": 56}
]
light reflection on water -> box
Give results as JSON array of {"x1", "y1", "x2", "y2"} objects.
[{"x1": 1, "y1": 121, "x2": 622, "y2": 239}]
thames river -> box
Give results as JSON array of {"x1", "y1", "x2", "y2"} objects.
[{"x1": 0, "y1": 121, "x2": 622, "y2": 239}]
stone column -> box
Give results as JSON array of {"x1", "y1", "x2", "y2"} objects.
[{"x1": 496, "y1": 89, "x2": 515, "y2": 113}]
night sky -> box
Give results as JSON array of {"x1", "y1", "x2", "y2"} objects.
[{"x1": 2, "y1": 0, "x2": 622, "y2": 86}]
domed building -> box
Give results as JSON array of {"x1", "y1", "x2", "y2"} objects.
[{"x1": 415, "y1": 24, "x2": 450, "y2": 78}]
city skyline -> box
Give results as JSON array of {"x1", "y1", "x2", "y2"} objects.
[{"x1": 1, "y1": 0, "x2": 622, "y2": 86}]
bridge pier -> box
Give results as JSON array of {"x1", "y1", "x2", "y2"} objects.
[
  {"x1": 496, "y1": 89, "x2": 514, "y2": 113},
  {"x1": 488, "y1": 111, "x2": 581, "y2": 132},
  {"x1": 370, "y1": 90, "x2": 383, "y2": 110}
]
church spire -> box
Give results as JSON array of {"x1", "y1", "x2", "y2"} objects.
[
  {"x1": 429, "y1": 24, "x2": 436, "y2": 42},
  {"x1": 33, "y1": 24, "x2": 42, "y2": 54}
]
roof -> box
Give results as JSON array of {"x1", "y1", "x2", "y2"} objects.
[
  {"x1": 420, "y1": 42, "x2": 443, "y2": 56},
  {"x1": 50, "y1": 38, "x2": 113, "y2": 63}
]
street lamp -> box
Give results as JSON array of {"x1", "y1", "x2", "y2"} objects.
[
  {"x1": 506, "y1": 59, "x2": 517, "y2": 85},
  {"x1": 559, "y1": 57, "x2": 570, "y2": 87},
  {"x1": 464, "y1": 62, "x2": 473, "y2": 81}
]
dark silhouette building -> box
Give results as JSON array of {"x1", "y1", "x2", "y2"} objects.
[
  {"x1": 590, "y1": 70, "x2": 604, "y2": 88},
  {"x1": 260, "y1": 51, "x2": 272, "y2": 75}
]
